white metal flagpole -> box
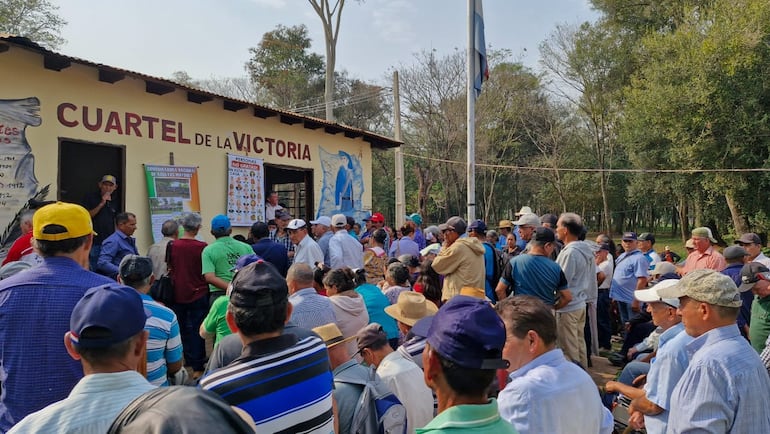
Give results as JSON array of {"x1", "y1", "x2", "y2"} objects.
[{"x1": 466, "y1": 0, "x2": 476, "y2": 221}]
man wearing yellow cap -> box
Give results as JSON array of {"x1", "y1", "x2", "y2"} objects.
[{"x1": 0, "y1": 202, "x2": 114, "y2": 432}]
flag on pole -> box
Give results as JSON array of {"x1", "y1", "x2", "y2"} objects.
[{"x1": 472, "y1": 0, "x2": 488, "y2": 97}]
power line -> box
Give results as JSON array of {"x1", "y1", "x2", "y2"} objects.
[
  {"x1": 401, "y1": 152, "x2": 770, "y2": 173},
  {"x1": 291, "y1": 87, "x2": 392, "y2": 114}
]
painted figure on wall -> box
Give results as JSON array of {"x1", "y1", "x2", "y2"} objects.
[
  {"x1": 318, "y1": 147, "x2": 365, "y2": 220},
  {"x1": 0, "y1": 97, "x2": 47, "y2": 260}
]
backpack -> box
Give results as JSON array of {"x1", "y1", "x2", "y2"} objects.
[
  {"x1": 484, "y1": 242, "x2": 506, "y2": 291},
  {"x1": 336, "y1": 366, "x2": 408, "y2": 434}
]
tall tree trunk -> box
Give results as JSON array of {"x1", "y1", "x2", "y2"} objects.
[
  {"x1": 725, "y1": 192, "x2": 749, "y2": 234},
  {"x1": 599, "y1": 170, "x2": 611, "y2": 233},
  {"x1": 677, "y1": 195, "x2": 689, "y2": 242}
]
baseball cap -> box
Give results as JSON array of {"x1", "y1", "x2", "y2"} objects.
[
  {"x1": 275, "y1": 210, "x2": 291, "y2": 221},
  {"x1": 735, "y1": 233, "x2": 762, "y2": 245},
  {"x1": 621, "y1": 232, "x2": 638, "y2": 241},
  {"x1": 69, "y1": 284, "x2": 149, "y2": 348},
  {"x1": 635, "y1": 278, "x2": 681, "y2": 308},
  {"x1": 723, "y1": 245, "x2": 748, "y2": 261},
  {"x1": 384, "y1": 291, "x2": 438, "y2": 326},
  {"x1": 100, "y1": 174, "x2": 117, "y2": 184},
  {"x1": 230, "y1": 253, "x2": 262, "y2": 272},
  {"x1": 657, "y1": 268, "x2": 742, "y2": 307},
  {"x1": 211, "y1": 214, "x2": 231, "y2": 231},
  {"x1": 438, "y1": 216, "x2": 467, "y2": 234},
  {"x1": 514, "y1": 206, "x2": 533, "y2": 216},
  {"x1": 598, "y1": 243, "x2": 611, "y2": 252},
  {"x1": 685, "y1": 239, "x2": 695, "y2": 249},
  {"x1": 468, "y1": 219, "x2": 487, "y2": 233},
  {"x1": 410, "y1": 315, "x2": 434, "y2": 339},
  {"x1": 331, "y1": 214, "x2": 347, "y2": 228},
  {"x1": 287, "y1": 219, "x2": 307, "y2": 230},
  {"x1": 498, "y1": 220, "x2": 513, "y2": 229},
  {"x1": 119, "y1": 255, "x2": 153, "y2": 282},
  {"x1": 738, "y1": 262, "x2": 770, "y2": 292},
  {"x1": 426, "y1": 295, "x2": 509, "y2": 370},
  {"x1": 512, "y1": 213, "x2": 540, "y2": 227},
  {"x1": 362, "y1": 212, "x2": 373, "y2": 221},
  {"x1": 407, "y1": 213, "x2": 423, "y2": 226},
  {"x1": 420, "y1": 243, "x2": 441, "y2": 257},
  {"x1": 229, "y1": 260, "x2": 287, "y2": 308},
  {"x1": 313, "y1": 323, "x2": 356, "y2": 348},
  {"x1": 33, "y1": 202, "x2": 95, "y2": 242},
  {"x1": 691, "y1": 227, "x2": 717, "y2": 243},
  {"x1": 651, "y1": 261, "x2": 676, "y2": 276},
  {"x1": 533, "y1": 227, "x2": 556, "y2": 243},
  {"x1": 355, "y1": 323, "x2": 389, "y2": 352},
  {"x1": 638, "y1": 233, "x2": 655, "y2": 243},
  {"x1": 370, "y1": 212, "x2": 385, "y2": 223},
  {"x1": 309, "y1": 216, "x2": 331, "y2": 227}
]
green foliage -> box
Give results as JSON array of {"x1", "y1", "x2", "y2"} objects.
[
  {"x1": 245, "y1": 24, "x2": 325, "y2": 110},
  {"x1": 0, "y1": 0, "x2": 66, "y2": 49}
]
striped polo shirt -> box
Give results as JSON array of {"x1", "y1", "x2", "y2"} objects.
[
  {"x1": 140, "y1": 293, "x2": 182, "y2": 386},
  {"x1": 200, "y1": 333, "x2": 334, "y2": 434}
]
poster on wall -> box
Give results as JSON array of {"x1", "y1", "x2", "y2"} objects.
[
  {"x1": 226, "y1": 154, "x2": 264, "y2": 227},
  {"x1": 144, "y1": 164, "x2": 201, "y2": 243}
]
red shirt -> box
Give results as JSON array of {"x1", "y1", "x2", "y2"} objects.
[{"x1": 169, "y1": 238, "x2": 208, "y2": 303}]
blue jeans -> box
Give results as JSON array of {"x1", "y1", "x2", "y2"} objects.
[
  {"x1": 88, "y1": 244, "x2": 102, "y2": 272},
  {"x1": 618, "y1": 361, "x2": 650, "y2": 386},
  {"x1": 597, "y1": 290, "x2": 612, "y2": 349},
  {"x1": 617, "y1": 301, "x2": 634, "y2": 326},
  {"x1": 171, "y1": 296, "x2": 209, "y2": 372}
]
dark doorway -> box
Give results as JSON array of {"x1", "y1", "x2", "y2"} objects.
[
  {"x1": 264, "y1": 164, "x2": 313, "y2": 220},
  {"x1": 59, "y1": 139, "x2": 125, "y2": 210}
]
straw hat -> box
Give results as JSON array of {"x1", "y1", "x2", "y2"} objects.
[
  {"x1": 312, "y1": 323, "x2": 356, "y2": 348},
  {"x1": 384, "y1": 292, "x2": 438, "y2": 326}
]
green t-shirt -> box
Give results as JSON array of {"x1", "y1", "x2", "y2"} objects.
[
  {"x1": 750, "y1": 295, "x2": 770, "y2": 353},
  {"x1": 416, "y1": 399, "x2": 518, "y2": 434},
  {"x1": 201, "y1": 236, "x2": 254, "y2": 292},
  {"x1": 202, "y1": 295, "x2": 231, "y2": 345}
]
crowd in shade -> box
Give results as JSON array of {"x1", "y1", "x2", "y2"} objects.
[{"x1": 2, "y1": 184, "x2": 770, "y2": 433}]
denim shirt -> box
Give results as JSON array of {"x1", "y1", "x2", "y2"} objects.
[{"x1": 97, "y1": 230, "x2": 138, "y2": 278}]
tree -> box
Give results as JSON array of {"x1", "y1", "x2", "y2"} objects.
[
  {"x1": 0, "y1": 0, "x2": 66, "y2": 49},
  {"x1": 245, "y1": 24, "x2": 325, "y2": 110},
  {"x1": 307, "y1": 0, "x2": 351, "y2": 121}
]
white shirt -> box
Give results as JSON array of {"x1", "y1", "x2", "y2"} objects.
[
  {"x1": 265, "y1": 203, "x2": 283, "y2": 221},
  {"x1": 753, "y1": 252, "x2": 770, "y2": 269},
  {"x1": 293, "y1": 234, "x2": 325, "y2": 268},
  {"x1": 8, "y1": 371, "x2": 154, "y2": 434},
  {"x1": 597, "y1": 258, "x2": 614, "y2": 289},
  {"x1": 376, "y1": 350, "x2": 434, "y2": 434},
  {"x1": 329, "y1": 230, "x2": 363, "y2": 269}
]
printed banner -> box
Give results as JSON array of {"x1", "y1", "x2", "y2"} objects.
[
  {"x1": 226, "y1": 154, "x2": 264, "y2": 227},
  {"x1": 144, "y1": 164, "x2": 201, "y2": 242}
]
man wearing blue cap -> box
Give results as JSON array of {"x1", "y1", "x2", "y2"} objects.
[
  {"x1": 418, "y1": 295, "x2": 517, "y2": 433},
  {"x1": 200, "y1": 260, "x2": 334, "y2": 433},
  {"x1": 0, "y1": 202, "x2": 115, "y2": 432},
  {"x1": 202, "y1": 214, "x2": 253, "y2": 305},
  {"x1": 8, "y1": 284, "x2": 154, "y2": 433},
  {"x1": 610, "y1": 231, "x2": 650, "y2": 326}
]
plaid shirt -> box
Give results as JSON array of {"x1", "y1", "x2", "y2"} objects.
[{"x1": 269, "y1": 230, "x2": 294, "y2": 265}]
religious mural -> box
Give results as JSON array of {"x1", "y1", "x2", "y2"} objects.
[{"x1": 317, "y1": 147, "x2": 366, "y2": 220}]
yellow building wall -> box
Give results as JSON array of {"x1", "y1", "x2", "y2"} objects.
[{"x1": 0, "y1": 45, "x2": 374, "y2": 252}]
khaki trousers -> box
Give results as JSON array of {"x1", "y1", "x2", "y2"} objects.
[{"x1": 556, "y1": 307, "x2": 587, "y2": 368}]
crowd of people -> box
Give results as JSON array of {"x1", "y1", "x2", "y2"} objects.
[{"x1": 1, "y1": 179, "x2": 770, "y2": 433}]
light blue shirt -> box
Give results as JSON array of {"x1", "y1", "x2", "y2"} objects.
[
  {"x1": 329, "y1": 230, "x2": 363, "y2": 269},
  {"x1": 668, "y1": 325, "x2": 770, "y2": 433},
  {"x1": 288, "y1": 287, "x2": 337, "y2": 330},
  {"x1": 642, "y1": 322, "x2": 692, "y2": 434},
  {"x1": 498, "y1": 348, "x2": 613, "y2": 434},
  {"x1": 609, "y1": 249, "x2": 648, "y2": 303},
  {"x1": 317, "y1": 231, "x2": 333, "y2": 266},
  {"x1": 8, "y1": 371, "x2": 154, "y2": 434}
]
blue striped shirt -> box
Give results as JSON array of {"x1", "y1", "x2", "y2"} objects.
[
  {"x1": 668, "y1": 325, "x2": 770, "y2": 433},
  {"x1": 140, "y1": 293, "x2": 183, "y2": 386},
  {"x1": 288, "y1": 287, "x2": 337, "y2": 330},
  {"x1": 200, "y1": 334, "x2": 334, "y2": 434}
]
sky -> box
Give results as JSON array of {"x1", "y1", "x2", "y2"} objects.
[{"x1": 52, "y1": 0, "x2": 599, "y2": 85}]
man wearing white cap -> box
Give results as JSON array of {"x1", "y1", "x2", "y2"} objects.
[
  {"x1": 310, "y1": 216, "x2": 333, "y2": 265},
  {"x1": 657, "y1": 269, "x2": 770, "y2": 433},
  {"x1": 287, "y1": 219, "x2": 324, "y2": 268},
  {"x1": 604, "y1": 279, "x2": 692, "y2": 434},
  {"x1": 329, "y1": 214, "x2": 363, "y2": 269}
]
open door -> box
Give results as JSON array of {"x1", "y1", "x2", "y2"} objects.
[
  {"x1": 59, "y1": 139, "x2": 125, "y2": 209},
  {"x1": 264, "y1": 163, "x2": 313, "y2": 220}
]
